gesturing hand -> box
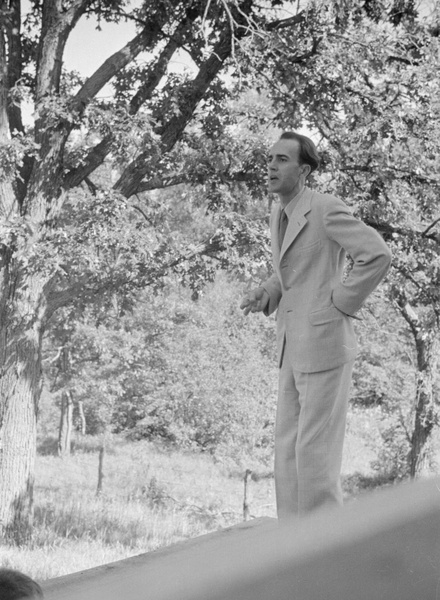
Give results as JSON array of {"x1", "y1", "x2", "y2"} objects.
[{"x1": 240, "y1": 287, "x2": 269, "y2": 316}]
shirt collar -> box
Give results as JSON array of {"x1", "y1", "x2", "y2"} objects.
[{"x1": 283, "y1": 186, "x2": 307, "y2": 219}]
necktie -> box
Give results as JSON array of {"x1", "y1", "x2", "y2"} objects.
[{"x1": 279, "y1": 209, "x2": 288, "y2": 248}]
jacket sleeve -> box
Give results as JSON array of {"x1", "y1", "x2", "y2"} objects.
[
  {"x1": 323, "y1": 196, "x2": 392, "y2": 316},
  {"x1": 262, "y1": 273, "x2": 282, "y2": 317}
]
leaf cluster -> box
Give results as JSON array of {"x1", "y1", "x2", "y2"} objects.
[{"x1": 43, "y1": 274, "x2": 278, "y2": 466}]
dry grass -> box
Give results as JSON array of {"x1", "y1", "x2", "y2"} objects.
[
  {"x1": 0, "y1": 436, "x2": 275, "y2": 581},
  {"x1": 0, "y1": 411, "x2": 385, "y2": 583}
]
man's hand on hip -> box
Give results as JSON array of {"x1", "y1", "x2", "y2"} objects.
[{"x1": 240, "y1": 287, "x2": 269, "y2": 316}]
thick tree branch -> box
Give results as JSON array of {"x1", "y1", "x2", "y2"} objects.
[
  {"x1": 4, "y1": 0, "x2": 36, "y2": 205},
  {"x1": 137, "y1": 174, "x2": 190, "y2": 192},
  {"x1": 71, "y1": 23, "x2": 163, "y2": 111},
  {"x1": 36, "y1": 0, "x2": 89, "y2": 100},
  {"x1": 63, "y1": 136, "x2": 114, "y2": 191},
  {"x1": 64, "y1": 4, "x2": 309, "y2": 197},
  {"x1": 33, "y1": 7, "x2": 166, "y2": 199},
  {"x1": 114, "y1": 3, "x2": 256, "y2": 198},
  {"x1": 63, "y1": 14, "x2": 195, "y2": 190},
  {"x1": 393, "y1": 264, "x2": 430, "y2": 296},
  {"x1": 0, "y1": 25, "x2": 19, "y2": 220},
  {"x1": 24, "y1": 0, "x2": 90, "y2": 202},
  {"x1": 340, "y1": 164, "x2": 440, "y2": 187},
  {"x1": 266, "y1": 13, "x2": 305, "y2": 31},
  {"x1": 136, "y1": 168, "x2": 251, "y2": 193},
  {"x1": 5, "y1": 0, "x2": 24, "y2": 135},
  {"x1": 392, "y1": 264, "x2": 440, "y2": 321},
  {"x1": 46, "y1": 232, "x2": 227, "y2": 313},
  {"x1": 393, "y1": 292, "x2": 421, "y2": 338},
  {"x1": 129, "y1": 28, "x2": 185, "y2": 114},
  {"x1": 0, "y1": 25, "x2": 10, "y2": 140},
  {"x1": 423, "y1": 217, "x2": 440, "y2": 236},
  {"x1": 364, "y1": 218, "x2": 440, "y2": 244},
  {"x1": 46, "y1": 274, "x2": 93, "y2": 317},
  {"x1": 31, "y1": 0, "x2": 178, "y2": 201}
]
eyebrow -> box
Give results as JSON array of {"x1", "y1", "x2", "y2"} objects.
[{"x1": 268, "y1": 153, "x2": 290, "y2": 160}]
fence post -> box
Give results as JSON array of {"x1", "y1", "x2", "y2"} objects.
[
  {"x1": 96, "y1": 441, "x2": 105, "y2": 497},
  {"x1": 243, "y1": 469, "x2": 252, "y2": 521}
]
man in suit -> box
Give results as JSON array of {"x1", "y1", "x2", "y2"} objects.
[{"x1": 241, "y1": 131, "x2": 392, "y2": 518}]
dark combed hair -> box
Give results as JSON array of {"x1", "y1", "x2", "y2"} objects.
[
  {"x1": 0, "y1": 569, "x2": 44, "y2": 600},
  {"x1": 279, "y1": 131, "x2": 320, "y2": 174}
]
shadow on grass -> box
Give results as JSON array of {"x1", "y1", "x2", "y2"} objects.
[
  {"x1": 342, "y1": 471, "x2": 400, "y2": 499},
  {"x1": 37, "y1": 436, "x2": 58, "y2": 456},
  {"x1": 37, "y1": 435, "x2": 117, "y2": 456}
]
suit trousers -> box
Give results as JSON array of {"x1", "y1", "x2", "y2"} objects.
[{"x1": 275, "y1": 334, "x2": 354, "y2": 519}]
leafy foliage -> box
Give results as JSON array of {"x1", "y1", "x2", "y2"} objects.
[
  {"x1": 2, "y1": 0, "x2": 440, "y2": 535},
  {"x1": 44, "y1": 275, "x2": 278, "y2": 470},
  {"x1": 234, "y1": 0, "x2": 440, "y2": 475}
]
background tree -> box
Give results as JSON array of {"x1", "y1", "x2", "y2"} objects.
[
  {"x1": 236, "y1": 0, "x2": 440, "y2": 476},
  {"x1": 2, "y1": 0, "x2": 439, "y2": 539},
  {"x1": 0, "y1": 0, "x2": 314, "y2": 537},
  {"x1": 43, "y1": 275, "x2": 278, "y2": 463}
]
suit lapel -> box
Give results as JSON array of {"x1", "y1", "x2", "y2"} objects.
[
  {"x1": 280, "y1": 188, "x2": 313, "y2": 258},
  {"x1": 270, "y1": 202, "x2": 282, "y2": 267}
]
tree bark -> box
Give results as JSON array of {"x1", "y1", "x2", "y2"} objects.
[
  {"x1": 398, "y1": 300, "x2": 439, "y2": 478},
  {"x1": 408, "y1": 331, "x2": 437, "y2": 477},
  {"x1": 77, "y1": 399, "x2": 87, "y2": 436},
  {"x1": 58, "y1": 391, "x2": 74, "y2": 456},
  {"x1": 0, "y1": 274, "x2": 46, "y2": 539},
  {"x1": 0, "y1": 45, "x2": 43, "y2": 534},
  {"x1": 0, "y1": 371, "x2": 38, "y2": 541}
]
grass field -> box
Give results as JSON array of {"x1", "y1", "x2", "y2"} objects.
[
  {"x1": 0, "y1": 436, "x2": 276, "y2": 581},
  {"x1": 0, "y1": 406, "x2": 411, "y2": 582}
]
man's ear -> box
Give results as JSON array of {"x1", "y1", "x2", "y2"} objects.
[{"x1": 302, "y1": 164, "x2": 311, "y2": 178}]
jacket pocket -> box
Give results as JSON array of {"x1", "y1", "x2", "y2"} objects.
[
  {"x1": 297, "y1": 239, "x2": 321, "y2": 255},
  {"x1": 309, "y1": 304, "x2": 345, "y2": 325}
]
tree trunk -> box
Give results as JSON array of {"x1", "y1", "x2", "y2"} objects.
[
  {"x1": 0, "y1": 374, "x2": 38, "y2": 542},
  {"x1": 0, "y1": 277, "x2": 46, "y2": 540},
  {"x1": 408, "y1": 333, "x2": 437, "y2": 477},
  {"x1": 77, "y1": 399, "x2": 87, "y2": 435},
  {"x1": 58, "y1": 391, "x2": 74, "y2": 456}
]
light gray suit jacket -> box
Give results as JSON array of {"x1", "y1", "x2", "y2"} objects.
[{"x1": 263, "y1": 187, "x2": 392, "y2": 373}]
